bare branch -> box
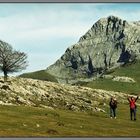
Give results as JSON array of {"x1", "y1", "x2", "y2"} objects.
[{"x1": 0, "y1": 40, "x2": 28, "y2": 81}]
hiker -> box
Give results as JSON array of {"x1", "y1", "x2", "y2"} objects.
[
  {"x1": 127, "y1": 95, "x2": 139, "y2": 121},
  {"x1": 109, "y1": 97, "x2": 117, "y2": 119}
]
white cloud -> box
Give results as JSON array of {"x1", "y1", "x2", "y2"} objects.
[{"x1": 0, "y1": 8, "x2": 93, "y2": 44}]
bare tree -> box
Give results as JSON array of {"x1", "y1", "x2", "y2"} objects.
[{"x1": 0, "y1": 40, "x2": 28, "y2": 82}]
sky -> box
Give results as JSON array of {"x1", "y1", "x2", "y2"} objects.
[{"x1": 0, "y1": 3, "x2": 140, "y2": 75}]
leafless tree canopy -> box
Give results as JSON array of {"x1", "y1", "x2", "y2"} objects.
[{"x1": 0, "y1": 40, "x2": 28, "y2": 81}]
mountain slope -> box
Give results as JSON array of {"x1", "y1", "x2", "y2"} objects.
[
  {"x1": 19, "y1": 70, "x2": 58, "y2": 83},
  {"x1": 0, "y1": 77, "x2": 132, "y2": 112},
  {"x1": 77, "y1": 60, "x2": 140, "y2": 94},
  {"x1": 46, "y1": 16, "x2": 140, "y2": 84}
]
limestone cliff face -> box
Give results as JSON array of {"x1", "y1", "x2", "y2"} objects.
[{"x1": 46, "y1": 16, "x2": 140, "y2": 83}]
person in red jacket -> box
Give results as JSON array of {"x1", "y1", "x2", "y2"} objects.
[{"x1": 127, "y1": 95, "x2": 139, "y2": 121}]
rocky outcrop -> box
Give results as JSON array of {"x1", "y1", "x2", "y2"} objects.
[
  {"x1": 0, "y1": 77, "x2": 133, "y2": 112},
  {"x1": 46, "y1": 16, "x2": 140, "y2": 84},
  {"x1": 102, "y1": 75, "x2": 136, "y2": 83},
  {"x1": 112, "y1": 76, "x2": 136, "y2": 83}
]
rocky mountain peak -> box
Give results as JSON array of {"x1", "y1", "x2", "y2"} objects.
[
  {"x1": 46, "y1": 16, "x2": 140, "y2": 84},
  {"x1": 79, "y1": 15, "x2": 127, "y2": 42}
]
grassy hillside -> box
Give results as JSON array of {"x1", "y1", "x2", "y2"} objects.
[
  {"x1": 0, "y1": 104, "x2": 140, "y2": 137},
  {"x1": 78, "y1": 61, "x2": 140, "y2": 95},
  {"x1": 19, "y1": 70, "x2": 58, "y2": 83},
  {"x1": 111, "y1": 61, "x2": 140, "y2": 81}
]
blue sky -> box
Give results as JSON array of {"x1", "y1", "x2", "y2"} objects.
[{"x1": 0, "y1": 3, "x2": 140, "y2": 75}]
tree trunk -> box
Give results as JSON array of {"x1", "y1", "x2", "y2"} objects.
[{"x1": 3, "y1": 71, "x2": 8, "y2": 82}]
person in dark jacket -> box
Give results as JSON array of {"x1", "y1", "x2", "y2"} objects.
[
  {"x1": 109, "y1": 97, "x2": 117, "y2": 119},
  {"x1": 127, "y1": 95, "x2": 139, "y2": 121}
]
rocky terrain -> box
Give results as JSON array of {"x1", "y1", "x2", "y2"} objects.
[
  {"x1": 0, "y1": 77, "x2": 135, "y2": 113},
  {"x1": 102, "y1": 75, "x2": 136, "y2": 83},
  {"x1": 46, "y1": 16, "x2": 140, "y2": 84},
  {"x1": 2, "y1": 16, "x2": 139, "y2": 114}
]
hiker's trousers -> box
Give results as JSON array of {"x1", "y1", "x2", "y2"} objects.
[
  {"x1": 130, "y1": 108, "x2": 136, "y2": 120},
  {"x1": 110, "y1": 107, "x2": 116, "y2": 118}
]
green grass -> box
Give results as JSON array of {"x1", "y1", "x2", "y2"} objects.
[
  {"x1": 112, "y1": 61, "x2": 140, "y2": 82},
  {"x1": 0, "y1": 104, "x2": 140, "y2": 137},
  {"x1": 79, "y1": 61, "x2": 140, "y2": 95},
  {"x1": 19, "y1": 70, "x2": 58, "y2": 83},
  {"x1": 83, "y1": 79, "x2": 139, "y2": 95}
]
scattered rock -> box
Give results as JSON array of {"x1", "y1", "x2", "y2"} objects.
[
  {"x1": 16, "y1": 96, "x2": 26, "y2": 104},
  {"x1": 36, "y1": 124, "x2": 40, "y2": 128},
  {"x1": 39, "y1": 104, "x2": 54, "y2": 110},
  {"x1": 0, "y1": 80, "x2": 4, "y2": 83},
  {"x1": 47, "y1": 129, "x2": 58, "y2": 134},
  {"x1": 95, "y1": 107, "x2": 106, "y2": 112},
  {"x1": 92, "y1": 101, "x2": 99, "y2": 106},
  {"x1": 57, "y1": 122, "x2": 64, "y2": 126},
  {"x1": 0, "y1": 77, "x2": 131, "y2": 113},
  {"x1": 80, "y1": 125, "x2": 83, "y2": 128},
  {"x1": 23, "y1": 123, "x2": 27, "y2": 127},
  {"x1": 0, "y1": 101, "x2": 13, "y2": 106},
  {"x1": 112, "y1": 76, "x2": 136, "y2": 83},
  {"x1": 70, "y1": 105, "x2": 80, "y2": 111},
  {"x1": 1, "y1": 85, "x2": 10, "y2": 90}
]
